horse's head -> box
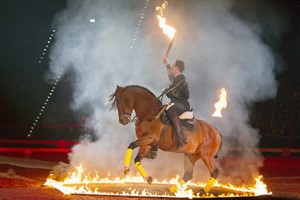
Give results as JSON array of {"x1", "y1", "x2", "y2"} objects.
[
  {"x1": 108, "y1": 85, "x2": 162, "y2": 125},
  {"x1": 108, "y1": 85, "x2": 135, "y2": 125}
]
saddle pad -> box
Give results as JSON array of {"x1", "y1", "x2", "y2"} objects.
[{"x1": 179, "y1": 111, "x2": 194, "y2": 119}]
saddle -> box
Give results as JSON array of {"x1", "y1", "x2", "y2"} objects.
[
  {"x1": 145, "y1": 106, "x2": 196, "y2": 159},
  {"x1": 157, "y1": 105, "x2": 196, "y2": 132}
]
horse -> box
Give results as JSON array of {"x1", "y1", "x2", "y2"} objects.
[{"x1": 108, "y1": 85, "x2": 222, "y2": 193}]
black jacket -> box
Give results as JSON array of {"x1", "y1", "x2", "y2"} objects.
[{"x1": 166, "y1": 74, "x2": 189, "y2": 102}]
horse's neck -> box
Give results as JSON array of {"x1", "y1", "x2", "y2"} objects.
[
  {"x1": 134, "y1": 94, "x2": 160, "y2": 121},
  {"x1": 134, "y1": 103, "x2": 159, "y2": 118}
]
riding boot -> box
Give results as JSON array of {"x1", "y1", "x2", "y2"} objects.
[{"x1": 170, "y1": 116, "x2": 188, "y2": 147}]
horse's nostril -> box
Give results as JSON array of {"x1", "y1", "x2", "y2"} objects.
[{"x1": 120, "y1": 118, "x2": 126, "y2": 125}]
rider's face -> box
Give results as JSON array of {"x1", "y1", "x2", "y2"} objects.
[{"x1": 170, "y1": 63, "x2": 179, "y2": 76}]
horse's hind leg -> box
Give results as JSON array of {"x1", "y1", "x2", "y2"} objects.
[
  {"x1": 170, "y1": 154, "x2": 200, "y2": 193},
  {"x1": 183, "y1": 154, "x2": 200, "y2": 182}
]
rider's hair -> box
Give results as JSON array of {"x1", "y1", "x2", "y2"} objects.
[{"x1": 175, "y1": 59, "x2": 185, "y2": 72}]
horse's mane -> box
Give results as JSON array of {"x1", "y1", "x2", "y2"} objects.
[
  {"x1": 125, "y1": 85, "x2": 157, "y2": 99},
  {"x1": 108, "y1": 85, "x2": 159, "y2": 110}
]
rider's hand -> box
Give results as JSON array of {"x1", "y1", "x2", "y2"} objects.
[{"x1": 162, "y1": 56, "x2": 169, "y2": 65}]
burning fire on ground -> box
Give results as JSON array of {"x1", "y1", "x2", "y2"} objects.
[{"x1": 45, "y1": 164, "x2": 272, "y2": 198}]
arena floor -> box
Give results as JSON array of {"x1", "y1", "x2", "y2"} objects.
[{"x1": 0, "y1": 154, "x2": 299, "y2": 200}]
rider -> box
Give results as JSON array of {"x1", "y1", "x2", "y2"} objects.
[{"x1": 162, "y1": 56, "x2": 190, "y2": 146}]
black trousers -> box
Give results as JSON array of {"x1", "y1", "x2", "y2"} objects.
[{"x1": 166, "y1": 101, "x2": 190, "y2": 118}]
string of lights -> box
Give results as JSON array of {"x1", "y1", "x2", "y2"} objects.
[
  {"x1": 28, "y1": 68, "x2": 64, "y2": 138},
  {"x1": 130, "y1": 0, "x2": 149, "y2": 49},
  {"x1": 38, "y1": 29, "x2": 56, "y2": 64},
  {"x1": 28, "y1": 28, "x2": 62, "y2": 138},
  {"x1": 28, "y1": 0, "x2": 150, "y2": 138}
]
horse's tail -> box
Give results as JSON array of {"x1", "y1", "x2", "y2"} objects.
[{"x1": 214, "y1": 133, "x2": 223, "y2": 159}]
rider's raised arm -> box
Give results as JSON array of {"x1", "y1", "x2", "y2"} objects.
[{"x1": 162, "y1": 56, "x2": 174, "y2": 81}]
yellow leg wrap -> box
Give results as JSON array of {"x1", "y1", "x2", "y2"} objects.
[
  {"x1": 204, "y1": 177, "x2": 216, "y2": 193},
  {"x1": 135, "y1": 162, "x2": 148, "y2": 177},
  {"x1": 169, "y1": 179, "x2": 186, "y2": 193},
  {"x1": 124, "y1": 148, "x2": 132, "y2": 167}
]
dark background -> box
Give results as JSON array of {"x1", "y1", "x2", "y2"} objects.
[
  {"x1": 249, "y1": 0, "x2": 300, "y2": 148},
  {"x1": 0, "y1": 0, "x2": 299, "y2": 147}
]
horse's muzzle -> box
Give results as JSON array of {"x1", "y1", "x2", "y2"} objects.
[{"x1": 119, "y1": 114, "x2": 131, "y2": 125}]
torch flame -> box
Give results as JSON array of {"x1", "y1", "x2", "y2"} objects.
[
  {"x1": 156, "y1": 0, "x2": 176, "y2": 39},
  {"x1": 157, "y1": 16, "x2": 176, "y2": 39},
  {"x1": 212, "y1": 87, "x2": 227, "y2": 118}
]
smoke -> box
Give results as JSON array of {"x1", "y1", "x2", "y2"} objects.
[{"x1": 47, "y1": 0, "x2": 286, "y2": 183}]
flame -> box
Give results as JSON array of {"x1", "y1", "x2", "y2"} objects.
[
  {"x1": 212, "y1": 87, "x2": 228, "y2": 118},
  {"x1": 156, "y1": 0, "x2": 176, "y2": 39},
  {"x1": 254, "y1": 175, "x2": 271, "y2": 195},
  {"x1": 44, "y1": 164, "x2": 272, "y2": 198}
]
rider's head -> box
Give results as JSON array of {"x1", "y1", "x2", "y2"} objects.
[{"x1": 175, "y1": 59, "x2": 185, "y2": 72}]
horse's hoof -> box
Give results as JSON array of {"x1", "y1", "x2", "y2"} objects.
[
  {"x1": 198, "y1": 188, "x2": 206, "y2": 195},
  {"x1": 145, "y1": 176, "x2": 153, "y2": 184},
  {"x1": 123, "y1": 166, "x2": 130, "y2": 175},
  {"x1": 170, "y1": 179, "x2": 186, "y2": 193},
  {"x1": 169, "y1": 184, "x2": 178, "y2": 193}
]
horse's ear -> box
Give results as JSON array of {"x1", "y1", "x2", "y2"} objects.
[{"x1": 117, "y1": 85, "x2": 123, "y2": 90}]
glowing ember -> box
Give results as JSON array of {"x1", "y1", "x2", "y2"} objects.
[
  {"x1": 44, "y1": 164, "x2": 272, "y2": 198},
  {"x1": 212, "y1": 87, "x2": 228, "y2": 118},
  {"x1": 156, "y1": 0, "x2": 176, "y2": 40}
]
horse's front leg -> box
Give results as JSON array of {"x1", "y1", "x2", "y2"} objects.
[
  {"x1": 123, "y1": 140, "x2": 139, "y2": 175},
  {"x1": 123, "y1": 135, "x2": 155, "y2": 180},
  {"x1": 134, "y1": 146, "x2": 153, "y2": 184}
]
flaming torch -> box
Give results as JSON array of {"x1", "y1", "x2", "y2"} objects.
[
  {"x1": 156, "y1": 1, "x2": 177, "y2": 57},
  {"x1": 212, "y1": 87, "x2": 228, "y2": 118}
]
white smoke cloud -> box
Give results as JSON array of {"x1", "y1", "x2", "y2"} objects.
[{"x1": 47, "y1": 0, "x2": 285, "y2": 183}]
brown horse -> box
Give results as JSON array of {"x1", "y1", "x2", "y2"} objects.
[{"x1": 108, "y1": 85, "x2": 222, "y2": 193}]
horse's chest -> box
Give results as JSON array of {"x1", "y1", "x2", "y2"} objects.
[
  {"x1": 135, "y1": 121, "x2": 160, "y2": 138},
  {"x1": 135, "y1": 122, "x2": 150, "y2": 137}
]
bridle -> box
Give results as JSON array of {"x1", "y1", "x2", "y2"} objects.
[
  {"x1": 116, "y1": 89, "x2": 160, "y2": 124},
  {"x1": 116, "y1": 91, "x2": 138, "y2": 124}
]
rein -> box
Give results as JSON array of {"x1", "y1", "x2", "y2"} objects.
[
  {"x1": 116, "y1": 86, "x2": 164, "y2": 124},
  {"x1": 131, "y1": 101, "x2": 162, "y2": 123},
  {"x1": 132, "y1": 97, "x2": 166, "y2": 123},
  {"x1": 157, "y1": 79, "x2": 187, "y2": 100}
]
